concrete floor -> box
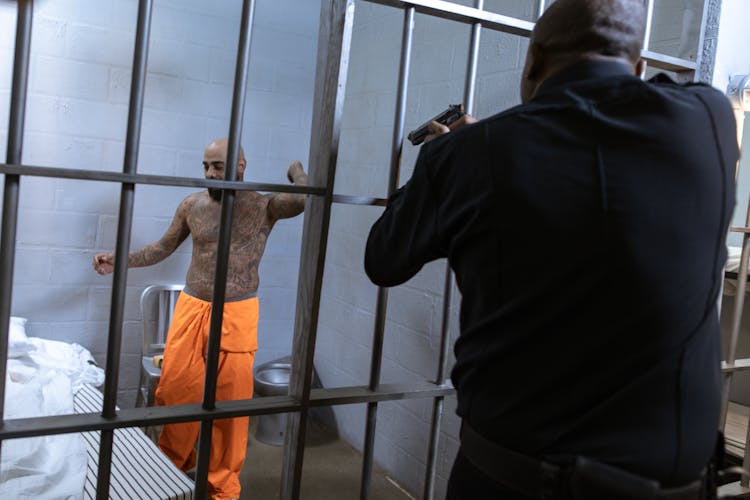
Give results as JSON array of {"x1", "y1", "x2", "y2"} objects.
[{"x1": 240, "y1": 418, "x2": 415, "y2": 500}]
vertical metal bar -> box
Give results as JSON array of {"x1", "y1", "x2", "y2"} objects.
[
  {"x1": 385, "y1": 8, "x2": 414, "y2": 199},
  {"x1": 722, "y1": 223, "x2": 750, "y2": 484},
  {"x1": 721, "y1": 201, "x2": 750, "y2": 430},
  {"x1": 96, "y1": 1, "x2": 153, "y2": 498},
  {"x1": 638, "y1": 0, "x2": 655, "y2": 79},
  {"x1": 691, "y1": 0, "x2": 710, "y2": 83},
  {"x1": 642, "y1": 0, "x2": 654, "y2": 51},
  {"x1": 743, "y1": 399, "x2": 750, "y2": 487},
  {"x1": 423, "y1": 270, "x2": 457, "y2": 500},
  {"x1": 280, "y1": 1, "x2": 356, "y2": 498},
  {"x1": 727, "y1": 229, "x2": 750, "y2": 487},
  {"x1": 423, "y1": 2, "x2": 482, "y2": 498},
  {"x1": 361, "y1": 290, "x2": 388, "y2": 499},
  {"x1": 193, "y1": 0, "x2": 256, "y2": 497},
  {"x1": 0, "y1": 0, "x2": 33, "y2": 466},
  {"x1": 536, "y1": 0, "x2": 545, "y2": 20},
  {"x1": 722, "y1": 239, "x2": 750, "y2": 429},
  {"x1": 726, "y1": 225, "x2": 750, "y2": 366},
  {"x1": 463, "y1": 0, "x2": 482, "y2": 118},
  {"x1": 695, "y1": 0, "x2": 722, "y2": 85},
  {"x1": 360, "y1": 8, "x2": 415, "y2": 500}
]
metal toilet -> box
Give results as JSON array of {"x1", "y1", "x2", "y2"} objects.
[
  {"x1": 253, "y1": 355, "x2": 339, "y2": 446},
  {"x1": 253, "y1": 356, "x2": 292, "y2": 446}
]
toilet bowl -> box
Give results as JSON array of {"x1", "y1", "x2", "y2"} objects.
[
  {"x1": 253, "y1": 356, "x2": 291, "y2": 446},
  {"x1": 253, "y1": 355, "x2": 339, "y2": 446}
]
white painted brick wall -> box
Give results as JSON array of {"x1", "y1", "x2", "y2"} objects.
[
  {"x1": 0, "y1": 0, "x2": 319, "y2": 410},
  {"x1": 649, "y1": 0, "x2": 705, "y2": 60},
  {"x1": 0, "y1": 0, "x2": 720, "y2": 493}
]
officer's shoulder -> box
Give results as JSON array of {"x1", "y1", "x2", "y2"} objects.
[
  {"x1": 417, "y1": 118, "x2": 488, "y2": 164},
  {"x1": 648, "y1": 72, "x2": 729, "y2": 103}
]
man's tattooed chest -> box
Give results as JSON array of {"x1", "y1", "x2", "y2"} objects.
[{"x1": 187, "y1": 197, "x2": 270, "y2": 249}]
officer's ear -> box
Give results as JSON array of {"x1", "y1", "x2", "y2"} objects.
[
  {"x1": 634, "y1": 58, "x2": 646, "y2": 79},
  {"x1": 520, "y1": 42, "x2": 546, "y2": 103},
  {"x1": 526, "y1": 42, "x2": 545, "y2": 80}
]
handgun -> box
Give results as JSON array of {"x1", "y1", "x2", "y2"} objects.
[{"x1": 407, "y1": 104, "x2": 466, "y2": 146}]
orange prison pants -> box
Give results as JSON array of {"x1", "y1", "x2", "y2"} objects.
[{"x1": 155, "y1": 291, "x2": 259, "y2": 500}]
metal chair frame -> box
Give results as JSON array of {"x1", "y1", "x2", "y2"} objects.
[{"x1": 136, "y1": 284, "x2": 184, "y2": 409}]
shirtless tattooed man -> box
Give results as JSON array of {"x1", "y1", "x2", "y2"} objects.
[{"x1": 93, "y1": 138, "x2": 308, "y2": 500}]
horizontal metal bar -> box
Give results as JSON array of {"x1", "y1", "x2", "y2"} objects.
[
  {"x1": 641, "y1": 50, "x2": 697, "y2": 72},
  {"x1": 0, "y1": 382, "x2": 454, "y2": 441},
  {"x1": 363, "y1": 1, "x2": 696, "y2": 73},
  {"x1": 723, "y1": 358, "x2": 750, "y2": 373},
  {"x1": 363, "y1": 0, "x2": 533, "y2": 36},
  {"x1": 0, "y1": 167, "x2": 382, "y2": 205},
  {"x1": 332, "y1": 194, "x2": 387, "y2": 207},
  {"x1": 0, "y1": 163, "x2": 324, "y2": 195}
]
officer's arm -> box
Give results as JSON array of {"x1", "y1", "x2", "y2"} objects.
[{"x1": 365, "y1": 148, "x2": 446, "y2": 287}]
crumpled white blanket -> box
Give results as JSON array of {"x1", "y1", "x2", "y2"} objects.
[{"x1": 1, "y1": 317, "x2": 105, "y2": 500}]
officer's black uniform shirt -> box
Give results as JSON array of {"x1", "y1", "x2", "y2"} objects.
[{"x1": 365, "y1": 60, "x2": 738, "y2": 486}]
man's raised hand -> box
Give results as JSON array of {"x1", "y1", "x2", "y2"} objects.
[
  {"x1": 287, "y1": 160, "x2": 306, "y2": 184},
  {"x1": 93, "y1": 253, "x2": 115, "y2": 275}
]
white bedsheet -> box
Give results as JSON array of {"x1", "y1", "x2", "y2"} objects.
[{"x1": 1, "y1": 317, "x2": 104, "y2": 500}]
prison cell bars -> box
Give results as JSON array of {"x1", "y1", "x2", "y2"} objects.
[
  {"x1": 723, "y1": 83, "x2": 750, "y2": 486},
  {"x1": 193, "y1": 0, "x2": 258, "y2": 497},
  {"x1": 281, "y1": 1, "x2": 356, "y2": 498},
  {"x1": 357, "y1": 6, "x2": 415, "y2": 500},
  {"x1": 0, "y1": 0, "x2": 31, "y2": 467},
  {"x1": 0, "y1": 1, "x2": 704, "y2": 500},
  {"x1": 96, "y1": 0, "x2": 154, "y2": 497},
  {"x1": 726, "y1": 222, "x2": 750, "y2": 488},
  {"x1": 701, "y1": 0, "x2": 750, "y2": 486},
  {"x1": 423, "y1": 1, "x2": 484, "y2": 498}
]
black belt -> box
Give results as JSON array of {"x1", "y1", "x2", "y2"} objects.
[{"x1": 459, "y1": 423, "x2": 705, "y2": 500}]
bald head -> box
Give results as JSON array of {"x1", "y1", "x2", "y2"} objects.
[
  {"x1": 203, "y1": 138, "x2": 247, "y2": 200},
  {"x1": 205, "y1": 138, "x2": 246, "y2": 164},
  {"x1": 521, "y1": 0, "x2": 646, "y2": 102},
  {"x1": 535, "y1": 0, "x2": 645, "y2": 62}
]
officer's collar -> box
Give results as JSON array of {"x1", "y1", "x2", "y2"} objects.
[{"x1": 534, "y1": 59, "x2": 636, "y2": 99}]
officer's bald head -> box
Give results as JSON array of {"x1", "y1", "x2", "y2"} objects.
[{"x1": 520, "y1": 0, "x2": 646, "y2": 102}]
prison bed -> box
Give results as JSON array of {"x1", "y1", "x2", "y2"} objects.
[
  {"x1": 3, "y1": 316, "x2": 194, "y2": 500},
  {"x1": 74, "y1": 384, "x2": 195, "y2": 500}
]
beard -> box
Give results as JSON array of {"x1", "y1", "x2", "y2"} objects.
[{"x1": 208, "y1": 188, "x2": 222, "y2": 202}]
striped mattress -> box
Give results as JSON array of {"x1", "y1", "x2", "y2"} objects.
[{"x1": 74, "y1": 385, "x2": 195, "y2": 500}]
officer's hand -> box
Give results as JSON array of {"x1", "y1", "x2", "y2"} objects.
[
  {"x1": 93, "y1": 253, "x2": 115, "y2": 275},
  {"x1": 424, "y1": 114, "x2": 478, "y2": 143}
]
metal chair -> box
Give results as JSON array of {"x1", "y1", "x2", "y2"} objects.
[{"x1": 136, "y1": 284, "x2": 184, "y2": 409}]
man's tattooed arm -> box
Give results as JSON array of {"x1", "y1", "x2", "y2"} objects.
[
  {"x1": 268, "y1": 160, "x2": 309, "y2": 221},
  {"x1": 93, "y1": 196, "x2": 192, "y2": 275},
  {"x1": 128, "y1": 197, "x2": 191, "y2": 267}
]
